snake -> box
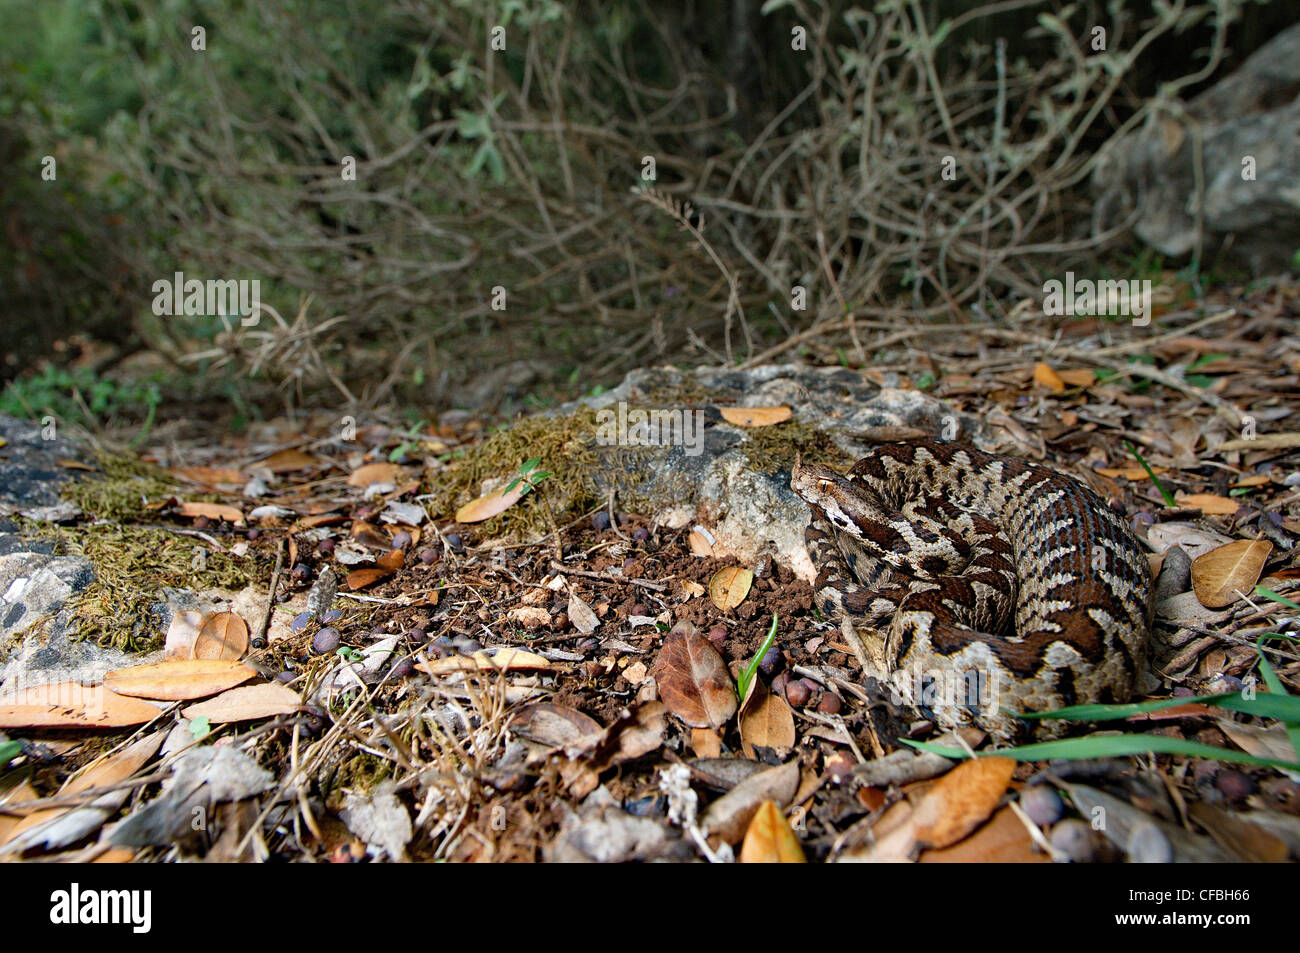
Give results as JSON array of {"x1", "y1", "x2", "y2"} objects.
[{"x1": 789, "y1": 441, "x2": 1153, "y2": 737}]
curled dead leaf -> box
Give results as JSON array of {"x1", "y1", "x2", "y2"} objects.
[
  {"x1": 911, "y1": 756, "x2": 1017, "y2": 850},
  {"x1": 1191, "y1": 539, "x2": 1273, "y2": 608}
]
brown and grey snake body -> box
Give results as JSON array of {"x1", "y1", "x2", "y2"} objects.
[{"x1": 790, "y1": 441, "x2": 1154, "y2": 737}]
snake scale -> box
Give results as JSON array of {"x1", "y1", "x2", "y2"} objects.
[{"x1": 790, "y1": 441, "x2": 1154, "y2": 737}]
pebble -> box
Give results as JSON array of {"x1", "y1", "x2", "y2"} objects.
[
  {"x1": 1049, "y1": 820, "x2": 1100, "y2": 862},
  {"x1": 1127, "y1": 822, "x2": 1174, "y2": 863},
  {"x1": 1020, "y1": 785, "x2": 1065, "y2": 826}
]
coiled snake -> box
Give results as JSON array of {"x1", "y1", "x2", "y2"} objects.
[{"x1": 790, "y1": 441, "x2": 1153, "y2": 737}]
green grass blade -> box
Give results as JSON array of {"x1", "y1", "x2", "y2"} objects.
[
  {"x1": 0, "y1": 740, "x2": 21, "y2": 763},
  {"x1": 1124, "y1": 440, "x2": 1176, "y2": 507},
  {"x1": 1255, "y1": 586, "x2": 1300, "y2": 611},
  {"x1": 1013, "y1": 690, "x2": 1300, "y2": 724},
  {"x1": 903, "y1": 734, "x2": 1300, "y2": 771}
]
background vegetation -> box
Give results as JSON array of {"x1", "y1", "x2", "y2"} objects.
[{"x1": 1, "y1": 0, "x2": 1292, "y2": 427}]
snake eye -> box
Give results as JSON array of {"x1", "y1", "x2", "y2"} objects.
[{"x1": 817, "y1": 479, "x2": 831, "y2": 493}]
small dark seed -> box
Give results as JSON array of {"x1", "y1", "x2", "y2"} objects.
[
  {"x1": 390, "y1": 658, "x2": 414, "y2": 679},
  {"x1": 758, "y1": 645, "x2": 783, "y2": 676},
  {"x1": 313, "y1": 627, "x2": 341, "y2": 654},
  {"x1": 707, "y1": 626, "x2": 728, "y2": 645},
  {"x1": 292, "y1": 564, "x2": 312, "y2": 582},
  {"x1": 406, "y1": 627, "x2": 428, "y2": 643},
  {"x1": 291, "y1": 611, "x2": 314, "y2": 633},
  {"x1": 392, "y1": 530, "x2": 412, "y2": 550},
  {"x1": 816, "y1": 692, "x2": 842, "y2": 714},
  {"x1": 246, "y1": 528, "x2": 260, "y2": 541},
  {"x1": 1049, "y1": 820, "x2": 1099, "y2": 863},
  {"x1": 632, "y1": 527, "x2": 650, "y2": 542},
  {"x1": 320, "y1": 609, "x2": 343, "y2": 624},
  {"x1": 591, "y1": 511, "x2": 611, "y2": 532},
  {"x1": 276, "y1": 670, "x2": 296, "y2": 683},
  {"x1": 419, "y1": 548, "x2": 437, "y2": 565},
  {"x1": 785, "y1": 680, "x2": 812, "y2": 707},
  {"x1": 444, "y1": 532, "x2": 464, "y2": 552},
  {"x1": 317, "y1": 538, "x2": 335, "y2": 556}
]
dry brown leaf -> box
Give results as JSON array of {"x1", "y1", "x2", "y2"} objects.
[
  {"x1": 261, "y1": 448, "x2": 319, "y2": 472},
  {"x1": 1188, "y1": 802, "x2": 1289, "y2": 863},
  {"x1": 739, "y1": 800, "x2": 806, "y2": 863},
  {"x1": 650, "y1": 623, "x2": 737, "y2": 729},
  {"x1": 345, "y1": 567, "x2": 395, "y2": 590},
  {"x1": 1231, "y1": 474, "x2": 1271, "y2": 489},
  {"x1": 709, "y1": 567, "x2": 753, "y2": 611},
  {"x1": 740, "y1": 687, "x2": 796, "y2": 757},
  {"x1": 911, "y1": 756, "x2": 1016, "y2": 850},
  {"x1": 416, "y1": 647, "x2": 553, "y2": 675},
  {"x1": 1097, "y1": 465, "x2": 1170, "y2": 480},
  {"x1": 718, "y1": 406, "x2": 792, "y2": 427},
  {"x1": 455, "y1": 482, "x2": 527, "y2": 523},
  {"x1": 1175, "y1": 493, "x2": 1239, "y2": 515},
  {"x1": 511, "y1": 703, "x2": 604, "y2": 757},
  {"x1": 700, "y1": 759, "x2": 800, "y2": 845},
  {"x1": 195, "y1": 611, "x2": 249, "y2": 660},
  {"x1": 1032, "y1": 363, "x2": 1065, "y2": 392},
  {"x1": 567, "y1": 591, "x2": 600, "y2": 634},
  {"x1": 507, "y1": 606, "x2": 552, "y2": 629},
  {"x1": 1216, "y1": 433, "x2": 1300, "y2": 453},
  {"x1": 0, "y1": 683, "x2": 163, "y2": 729},
  {"x1": 177, "y1": 501, "x2": 245, "y2": 525},
  {"x1": 690, "y1": 727, "x2": 722, "y2": 758},
  {"x1": 918, "y1": 805, "x2": 1048, "y2": 862},
  {"x1": 172, "y1": 466, "x2": 246, "y2": 486},
  {"x1": 347, "y1": 462, "x2": 406, "y2": 487},
  {"x1": 104, "y1": 659, "x2": 257, "y2": 701},
  {"x1": 182, "y1": 682, "x2": 301, "y2": 722},
  {"x1": 1191, "y1": 540, "x2": 1273, "y2": 608}
]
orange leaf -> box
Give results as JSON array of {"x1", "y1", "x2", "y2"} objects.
[
  {"x1": 719, "y1": 406, "x2": 792, "y2": 427},
  {"x1": 455, "y1": 481, "x2": 527, "y2": 523},
  {"x1": 182, "y1": 682, "x2": 301, "y2": 723},
  {"x1": 171, "y1": 466, "x2": 246, "y2": 487},
  {"x1": 739, "y1": 800, "x2": 806, "y2": 863},
  {"x1": 740, "y1": 686, "x2": 796, "y2": 757},
  {"x1": 0, "y1": 683, "x2": 163, "y2": 729},
  {"x1": 104, "y1": 659, "x2": 257, "y2": 700},
  {"x1": 919, "y1": 805, "x2": 1048, "y2": 862},
  {"x1": 650, "y1": 622, "x2": 737, "y2": 729},
  {"x1": 347, "y1": 462, "x2": 406, "y2": 487},
  {"x1": 1032, "y1": 363, "x2": 1066, "y2": 392},
  {"x1": 177, "y1": 501, "x2": 245, "y2": 525},
  {"x1": 1191, "y1": 540, "x2": 1273, "y2": 608},
  {"x1": 345, "y1": 567, "x2": 395, "y2": 590},
  {"x1": 911, "y1": 757, "x2": 1017, "y2": 850},
  {"x1": 1175, "y1": 493, "x2": 1239, "y2": 515},
  {"x1": 1056, "y1": 368, "x2": 1095, "y2": 387},
  {"x1": 195, "y1": 611, "x2": 249, "y2": 660},
  {"x1": 261, "y1": 449, "x2": 319, "y2": 472}
]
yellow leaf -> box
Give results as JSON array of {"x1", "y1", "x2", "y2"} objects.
[
  {"x1": 709, "y1": 567, "x2": 753, "y2": 610},
  {"x1": 455, "y1": 481, "x2": 527, "y2": 523},
  {"x1": 739, "y1": 800, "x2": 806, "y2": 863},
  {"x1": 1032, "y1": 363, "x2": 1066, "y2": 392}
]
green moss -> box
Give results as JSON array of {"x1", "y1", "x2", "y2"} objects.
[{"x1": 741, "y1": 419, "x2": 852, "y2": 474}]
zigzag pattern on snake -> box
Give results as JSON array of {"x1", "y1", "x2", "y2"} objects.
[{"x1": 790, "y1": 441, "x2": 1154, "y2": 737}]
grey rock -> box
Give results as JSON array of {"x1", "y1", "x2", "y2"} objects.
[
  {"x1": 1093, "y1": 23, "x2": 1300, "y2": 272},
  {"x1": 0, "y1": 413, "x2": 90, "y2": 516}
]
